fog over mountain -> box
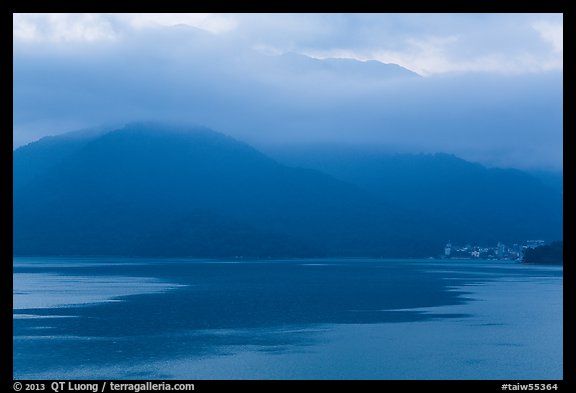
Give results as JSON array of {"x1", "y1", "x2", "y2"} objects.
[
  {"x1": 11, "y1": 15, "x2": 564, "y2": 383},
  {"x1": 268, "y1": 143, "x2": 563, "y2": 244},
  {"x1": 13, "y1": 123, "x2": 562, "y2": 258},
  {"x1": 13, "y1": 13, "x2": 563, "y2": 172},
  {"x1": 12, "y1": 14, "x2": 563, "y2": 256}
]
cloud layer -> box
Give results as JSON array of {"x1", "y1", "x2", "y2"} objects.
[
  {"x1": 13, "y1": 13, "x2": 563, "y2": 75},
  {"x1": 13, "y1": 13, "x2": 563, "y2": 170}
]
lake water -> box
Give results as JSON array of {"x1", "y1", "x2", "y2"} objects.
[{"x1": 13, "y1": 257, "x2": 563, "y2": 380}]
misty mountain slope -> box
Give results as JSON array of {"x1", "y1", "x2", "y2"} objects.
[
  {"x1": 14, "y1": 123, "x2": 446, "y2": 258},
  {"x1": 272, "y1": 52, "x2": 419, "y2": 80},
  {"x1": 13, "y1": 127, "x2": 109, "y2": 190},
  {"x1": 268, "y1": 145, "x2": 563, "y2": 245}
]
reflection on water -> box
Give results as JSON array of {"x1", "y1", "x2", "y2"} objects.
[
  {"x1": 13, "y1": 258, "x2": 562, "y2": 379},
  {"x1": 13, "y1": 273, "x2": 184, "y2": 310}
]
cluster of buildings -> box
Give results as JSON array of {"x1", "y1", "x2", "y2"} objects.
[{"x1": 442, "y1": 240, "x2": 545, "y2": 260}]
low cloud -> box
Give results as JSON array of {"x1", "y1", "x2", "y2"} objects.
[
  {"x1": 533, "y1": 20, "x2": 563, "y2": 53},
  {"x1": 13, "y1": 13, "x2": 563, "y2": 171}
]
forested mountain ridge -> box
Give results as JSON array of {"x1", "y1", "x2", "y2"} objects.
[{"x1": 14, "y1": 123, "x2": 562, "y2": 257}]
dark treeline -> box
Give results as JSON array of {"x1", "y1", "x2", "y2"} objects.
[{"x1": 523, "y1": 241, "x2": 563, "y2": 265}]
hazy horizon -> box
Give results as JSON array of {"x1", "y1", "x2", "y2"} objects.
[{"x1": 13, "y1": 13, "x2": 563, "y2": 172}]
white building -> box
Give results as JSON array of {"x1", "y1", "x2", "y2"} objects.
[{"x1": 444, "y1": 241, "x2": 452, "y2": 257}]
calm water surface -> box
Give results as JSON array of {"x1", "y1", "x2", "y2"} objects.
[{"x1": 13, "y1": 257, "x2": 562, "y2": 379}]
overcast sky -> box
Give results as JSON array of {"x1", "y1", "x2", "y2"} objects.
[{"x1": 13, "y1": 13, "x2": 563, "y2": 171}]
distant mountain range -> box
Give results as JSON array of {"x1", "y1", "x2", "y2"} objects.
[
  {"x1": 270, "y1": 52, "x2": 419, "y2": 80},
  {"x1": 13, "y1": 123, "x2": 562, "y2": 258},
  {"x1": 267, "y1": 144, "x2": 563, "y2": 247}
]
